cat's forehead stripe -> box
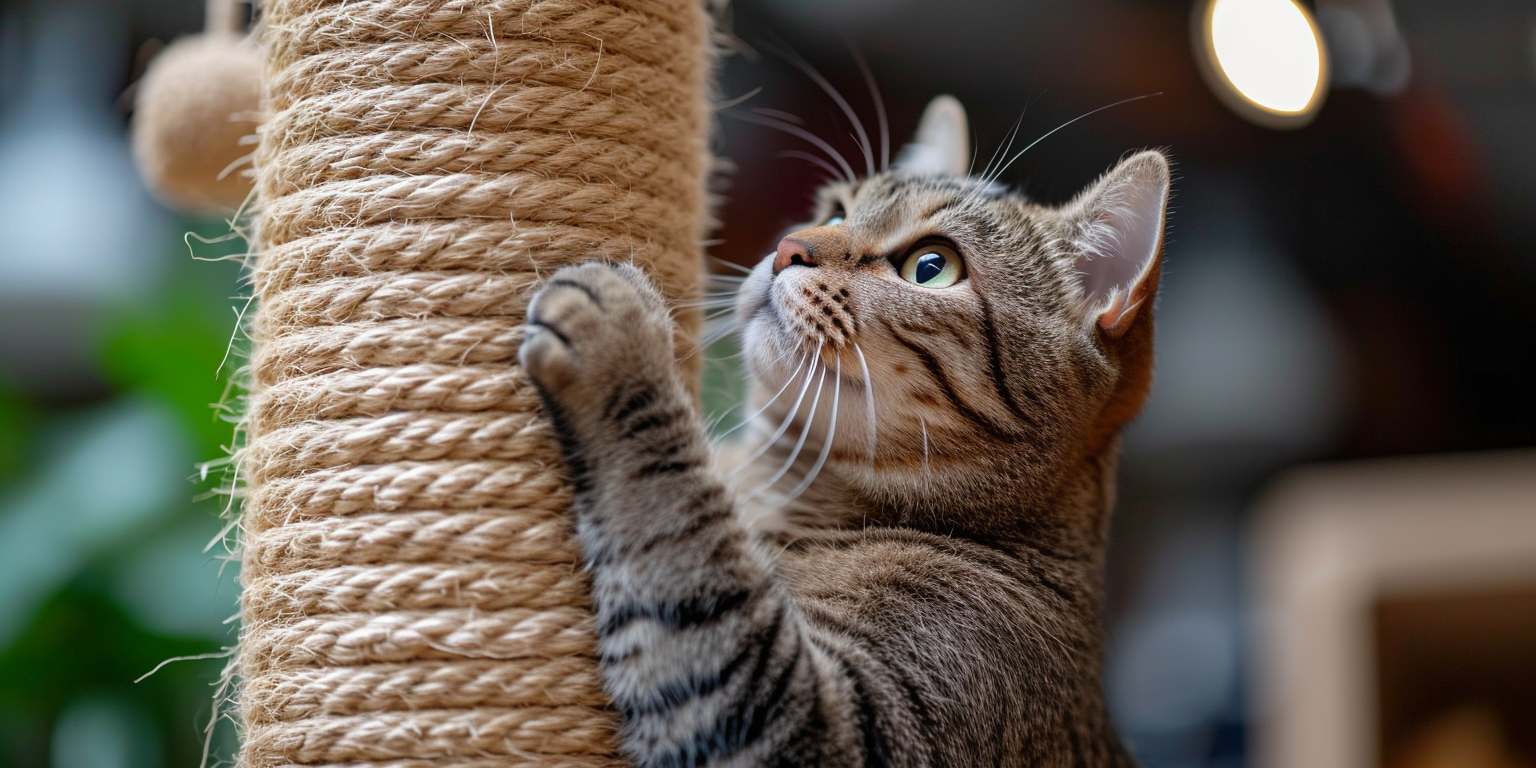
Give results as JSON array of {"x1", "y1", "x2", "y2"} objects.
[
  {"x1": 921, "y1": 196, "x2": 968, "y2": 220},
  {"x1": 847, "y1": 179, "x2": 976, "y2": 254}
]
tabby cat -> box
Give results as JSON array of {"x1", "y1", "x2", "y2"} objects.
[{"x1": 519, "y1": 95, "x2": 1170, "y2": 767}]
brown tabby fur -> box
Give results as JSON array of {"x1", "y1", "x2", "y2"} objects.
[{"x1": 520, "y1": 119, "x2": 1170, "y2": 766}]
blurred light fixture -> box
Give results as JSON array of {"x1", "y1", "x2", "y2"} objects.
[{"x1": 1193, "y1": 0, "x2": 1329, "y2": 129}]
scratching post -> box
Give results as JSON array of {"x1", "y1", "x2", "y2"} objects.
[{"x1": 236, "y1": 0, "x2": 711, "y2": 765}]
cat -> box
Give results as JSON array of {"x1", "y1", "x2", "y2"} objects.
[{"x1": 519, "y1": 94, "x2": 1170, "y2": 768}]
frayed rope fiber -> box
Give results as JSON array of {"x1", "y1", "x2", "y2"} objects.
[{"x1": 238, "y1": 0, "x2": 711, "y2": 765}]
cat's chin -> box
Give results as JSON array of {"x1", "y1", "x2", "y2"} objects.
[
  {"x1": 740, "y1": 315, "x2": 804, "y2": 392},
  {"x1": 736, "y1": 261, "x2": 813, "y2": 384}
]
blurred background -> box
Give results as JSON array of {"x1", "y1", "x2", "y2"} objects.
[{"x1": 0, "y1": 0, "x2": 1532, "y2": 767}]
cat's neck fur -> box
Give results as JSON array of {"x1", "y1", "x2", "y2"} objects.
[{"x1": 738, "y1": 419, "x2": 1126, "y2": 568}]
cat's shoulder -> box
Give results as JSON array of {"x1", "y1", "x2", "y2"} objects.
[{"x1": 769, "y1": 526, "x2": 1032, "y2": 595}]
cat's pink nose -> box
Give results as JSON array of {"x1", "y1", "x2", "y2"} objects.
[{"x1": 773, "y1": 237, "x2": 818, "y2": 274}]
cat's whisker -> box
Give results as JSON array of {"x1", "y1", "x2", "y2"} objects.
[
  {"x1": 715, "y1": 86, "x2": 763, "y2": 111},
  {"x1": 985, "y1": 93, "x2": 1159, "y2": 187},
  {"x1": 953, "y1": 106, "x2": 1033, "y2": 213},
  {"x1": 704, "y1": 314, "x2": 741, "y2": 338},
  {"x1": 703, "y1": 404, "x2": 732, "y2": 435},
  {"x1": 763, "y1": 40, "x2": 876, "y2": 178},
  {"x1": 761, "y1": 337, "x2": 809, "y2": 371},
  {"x1": 708, "y1": 255, "x2": 754, "y2": 276},
  {"x1": 687, "y1": 307, "x2": 738, "y2": 326},
  {"x1": 853, "y1": 342, "x2": 878, "y2": 463},
  {"x1": 780, "y1": 150, "x2": 847, "y2": 185},
  {"x1": 978, "y1": 109, "x2": 1026, "y2": 182},
  {"x1": 714, "y1": 347, "x2": 811, "y2": 442},
  {"x1": 749, "y1": 358, "x2": 828, "y2": 499},
  {"x1": 783, "y1": 356, "x2": 841, "y2": 503},
  {"x1": 729, "y1": 350, "x2": 821, "y2": 477},
  {"x1": 697, "y1": 313, "x2": 738, "y2": 330},
  {"x1": 694, "y1": 326, "x2": 742, "y2": 359},
  {"x1": 846, "y1": 38, "x2": 889, "y2": 172},
  {"x1": 678, "y1": 292, "x2": 740, "y2": 303},
  {"x1": 680, "y1": 316, "x2": 743, "y2": 364},
  {"x1": 712, "y1": 344, "x2": 760, "y2": 362},
  {"x1": 703, "y1": 384, "x2": 756, "y2": 436},
  {"x1": 675, "y1": 298, "x2": 739, "y2": 310},
  {"x1": 726, "y1": 109, "x2": 858, "y2": 184}
]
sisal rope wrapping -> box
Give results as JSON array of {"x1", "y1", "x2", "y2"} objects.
[{"x1": 238, "y1": 0, "x2": 711, "y2": 765}]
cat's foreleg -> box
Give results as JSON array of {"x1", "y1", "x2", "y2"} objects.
[{"x1": 520, "y1": 263, "x2": 861, "y2": 767}]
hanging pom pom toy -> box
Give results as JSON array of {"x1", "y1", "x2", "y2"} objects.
[{"x1": 131, "y1": 0, "x2": 260, "y2": 215}]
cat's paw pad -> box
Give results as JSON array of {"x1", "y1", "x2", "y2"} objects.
[{"x1": 520, "y1": 262, "x2": 673, "y2": 400}]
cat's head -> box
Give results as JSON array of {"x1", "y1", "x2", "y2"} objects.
[{"x1": 735, "y1": 96, "x2": 1170, "y2": 522}]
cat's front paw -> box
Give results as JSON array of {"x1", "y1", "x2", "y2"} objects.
[{"x1": 520, "y1": 262, "x2": 675, "y2": 407}]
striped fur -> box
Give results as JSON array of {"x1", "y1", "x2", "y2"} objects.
[{"x1": 520, "y1": 150, "x2": 1170, "y2": 767}]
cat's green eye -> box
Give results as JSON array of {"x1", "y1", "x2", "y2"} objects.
[
  {"x1": 824, "y1": 206, "x2": 846, "y2": 227},
  {"x1": 899, "y1": 243, "x2": 964, "y2": 288}
]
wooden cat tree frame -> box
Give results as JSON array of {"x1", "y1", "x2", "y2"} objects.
[{"x1": 234, "y1": 0, "x2": 710, "y2": 765}]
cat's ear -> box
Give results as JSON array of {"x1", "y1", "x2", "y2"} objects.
[
  {"x1": 1065, "y1": 150, "x2": 1171, "y2": 339},
  {"x1": 895, "y1": 95, "x2": 970, "y2": 177}
]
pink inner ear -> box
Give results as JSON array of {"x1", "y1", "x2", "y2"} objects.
[
  {"x1": 1074, "y1": 162, "x2": 1167, "y2": 335},
  {"x1": 1095, "y1": 284, "x2": 1149, "y2": 337}
]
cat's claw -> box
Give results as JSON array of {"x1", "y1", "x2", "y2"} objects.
[{"x1": 520, "y1": 262, "x2": 674, "y2": 405}]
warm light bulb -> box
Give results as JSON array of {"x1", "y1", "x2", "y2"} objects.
[{"x1": 1194, "y1": 0, "x2": 1328, "y2": 128}]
